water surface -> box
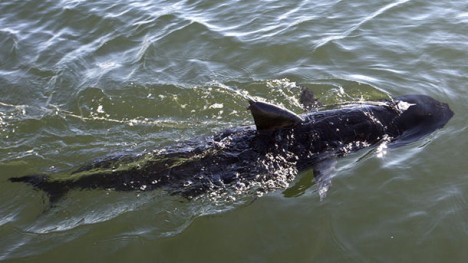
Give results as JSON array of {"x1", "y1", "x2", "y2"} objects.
[{"x1": 1, "y1": 0, "x2": 467, "y2": 262}]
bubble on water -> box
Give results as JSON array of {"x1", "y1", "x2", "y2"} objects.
[
  {"x1": 209, "y1": 103, "x2": 223, "y2": 109},
  {"x1": 376, "y1": 142, "x2": 388, "y2": 158},
  {"x1": 96, "y1": 105, "x2": 105, "y2": 113},
  {"x1": 266, "y1": 78, "x2": 298, "y2": 89}
]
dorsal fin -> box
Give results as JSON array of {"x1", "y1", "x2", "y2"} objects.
[
  {"x1": 248, "y1": 100, "x2": 304, "y2": 131},
  {"x1": 299, "y1": 87, "x2": 322, "y2": 111}
]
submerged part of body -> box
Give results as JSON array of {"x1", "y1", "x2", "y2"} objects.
[{"x1": 10, "y1": 91, "x2": 454, "y2": 203}]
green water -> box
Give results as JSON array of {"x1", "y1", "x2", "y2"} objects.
[{"x1": 1, "y1": 0, "x2": 467, "y2": 262}]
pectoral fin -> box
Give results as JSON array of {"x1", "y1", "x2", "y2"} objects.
[
  {"x1": 283, "y1": 156, "x2": 337, "y2": 200},
  {"x1": 313, "y1": 157, "x2": 337, "y2": 200},
  {"x1": 282, "y1": 170, "x2": 315, "y2": 198}
]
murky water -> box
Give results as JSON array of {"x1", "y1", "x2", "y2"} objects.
[{"x1": 1, "y1": 0, "x2": 467, "y2": 262}]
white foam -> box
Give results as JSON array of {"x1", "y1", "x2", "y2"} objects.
[{"x1": 396, "y1": 100, "x2": 415, "y2": 112}]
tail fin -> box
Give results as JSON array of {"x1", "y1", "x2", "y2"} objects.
[{"x1": 9, "y1": 175, "x2": 69, "y2": 203}]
